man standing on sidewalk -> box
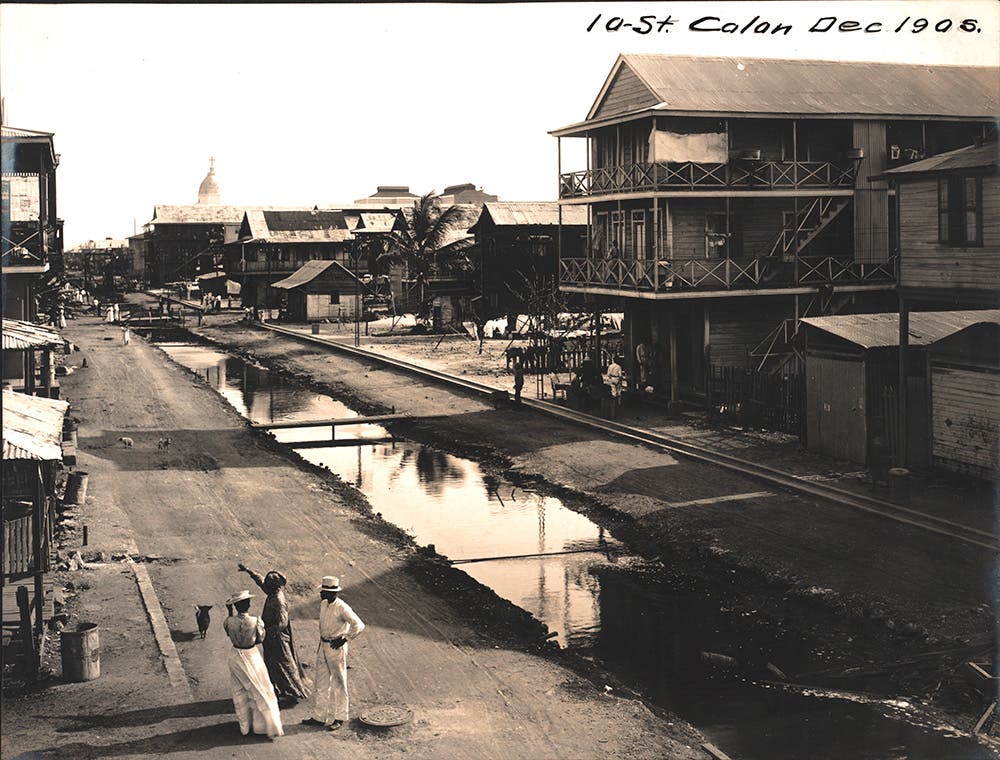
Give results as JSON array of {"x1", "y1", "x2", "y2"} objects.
[{"x1": 301, "y1": 576, "x2": 365, "y2": 731}]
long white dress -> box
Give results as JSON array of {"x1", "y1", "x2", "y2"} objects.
[{"x1": 224, "y1": 613, "x2": 285, "y2": 737}]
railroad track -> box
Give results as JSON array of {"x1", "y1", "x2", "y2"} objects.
[{"x1": 260, "y1": 323, "x2": 1000, "y2": 553}]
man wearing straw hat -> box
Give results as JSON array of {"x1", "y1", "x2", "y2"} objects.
[
  {"x1": 301, "y1": 575, "x2": 365, "y2": 731},
  {"x1": 223, "y1": 590, "x2": 285, "y2": 739}
]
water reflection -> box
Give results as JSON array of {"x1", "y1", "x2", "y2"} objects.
[{"x1": 157, "y1": 340, "x2": 988, "y2": 760}]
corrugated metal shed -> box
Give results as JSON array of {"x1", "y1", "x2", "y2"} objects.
[
  {"x1": 2, "y1": 319, "x2": 67, "y2": 351},
  {"x1": 271, "y1": 260, "x2": 358, "y2": 290},
  {"x1": 151, "y1": 205, "x2": 247, "y2": 225},
  {"x1": 802, "y1": 310, "x2": 1000, "y2": 349},
  {"x1": 879, "y1": 141, "x2": 999, "y2": 178},
  {"x1": 476, "y1": 202, "x2": 588, "y2": 228},
  {"x1": 2, "y1": 389, "x2": 68, "y2": 461},
  {"x1": 555, "y1": 54, "x2": 999, "y2": 134}
]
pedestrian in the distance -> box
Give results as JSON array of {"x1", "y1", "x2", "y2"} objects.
[
  {"x1": 223, "y1": 590, "x2": 285, "y2": 739},
  {"x1": 121, "y1": 326, "x2": 131, "y2": 345},
  {"x1": 607, "y1": 355, "x2": 623, "y2": 405},
  {"x1": 238, "y1": 563, "x2": 310, "y2": 704},
  {"x1": 513, "y1": 355, "x2": 525, "y2": 404},
  {"x1": 301, "y1": 576, "x2": 365, "y2": 731}
]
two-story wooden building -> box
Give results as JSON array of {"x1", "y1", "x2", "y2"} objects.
[
  {"x1": 551, "y1": 55, "x2": 997, "y2": 403},
  {"x1": 880, "y1": 140, "x2": 1000, "y2": 476},
  {"x1": 1, "y1": 126, "x2": 63, "y2": 321}
]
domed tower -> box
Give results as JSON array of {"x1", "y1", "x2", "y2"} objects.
[{"x1": 197, "y1": 157, "x2": 221, "y2": 205}]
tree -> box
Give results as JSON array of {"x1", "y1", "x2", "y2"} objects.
[{"x1": 380, "y1": 192, "x2": 474, "y2": 317}]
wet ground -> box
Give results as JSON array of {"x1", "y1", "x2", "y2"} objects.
[{"x1": 157, "y1": 338, "x2": 998, "y2": 760}]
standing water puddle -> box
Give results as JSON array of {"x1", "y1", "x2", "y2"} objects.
[{"x1": 158, "y1": 340, "x2": 992, "y2": 760}]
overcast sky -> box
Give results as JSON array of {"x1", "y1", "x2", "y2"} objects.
[{"x1": 2, "y1": 1, "x2": 997, "y2": 247}]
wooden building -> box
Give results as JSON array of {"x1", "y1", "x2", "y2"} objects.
[
  {"x1": 145, "y1": 204, "x2": 244, "y2": 287},
  {"x1": 801, "y1": 310, "x2": 1000, "y2": 467},
  {"x1": 470, "y1": 202, "x2": 588, "y2": 323},
  {"x1": 270, "y1": 259, "x2": 363, "y2": 322},
  {"x1": 2, "y1": 389, "x2": 68, "y2": 672},
  {"x1": 227, "y1": 207, "x2": 397, "y2": 313},
  {"x1": 551, "y1": 55, "x2": 998, "y2": 402},
  {"x1": 1, "y1": 126, "x2": 63, "y2": 321},
  {"x1": 875, "y1": 140, "x2": 1000, "y2": 472},
  {"x1": 2, "y1": 319, "x2": 67, "y2": 399}
]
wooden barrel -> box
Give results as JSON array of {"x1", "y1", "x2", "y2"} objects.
[
  {"x1": 61, "y1": 622, "x2": 100, "y2": 681},
  {"x1": 64, "y1": 471, "x2": 89, "y2": 505}
]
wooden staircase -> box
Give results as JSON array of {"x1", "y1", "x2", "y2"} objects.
[
  {"x1": 768, "y1": 197, "x2": 851, "y2": 261},
  {"x1": 749, "y1": 291, "x2": 855, "y2": 374}
]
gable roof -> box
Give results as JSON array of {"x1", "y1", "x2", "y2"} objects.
[
  {"x1": 801, "y1": 309, "x2": 1000, "y2": 349},
  {"x1": 271, "y1": 259, "x2": 360, "y2": 290},
  {"x1": 2, "y1": 389, "x2": 68, "y2": 461},
  {"x1": 237, "y1": 208, "x2": 356, "y2": 244},
  {"x1": 151, "y1": 205, "x2": 247, "y2": 225},
  {"x1": 474, "y1": 202, "x2": 588, "y2": 229},
  {"x1": 877, "y1": 141, "x2": 999, "y2": 179},
  {"x1": 556, "y1": 54, "x2": 999, "y2": 134}
]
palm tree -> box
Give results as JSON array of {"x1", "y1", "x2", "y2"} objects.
[{"x1": 381, "y1": 192, "x2": 474, "y2": 317}]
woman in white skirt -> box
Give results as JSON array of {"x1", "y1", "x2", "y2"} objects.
[{"x1": 223, "y1": 590, "x2": 284, "y2": 739}]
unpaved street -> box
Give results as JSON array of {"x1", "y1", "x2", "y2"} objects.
[{"x1": 1, "y1": 313, "x2": 704, "y2": 759}]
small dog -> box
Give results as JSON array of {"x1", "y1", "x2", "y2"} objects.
[
  {"x1": 195, "y1": 605, "x2": 213, "y2": 639},
  {"x1": 119, "y1": 436, "x2": 134, "y2": 448},
  {"x1": 157, "y1": 436, "x2": 172, "y2": 451}
]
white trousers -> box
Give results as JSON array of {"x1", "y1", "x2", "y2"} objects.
[{"x1": 310, "y1": 642, "x2": 349, "y2": 723}]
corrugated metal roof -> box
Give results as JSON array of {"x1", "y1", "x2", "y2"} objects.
[
  {"x1": 271, "y1": 260, "x2": 358, "y2": 290},
  {"x1": 2, "y1": 319, "x2": 67, "y2": 351},
  {"x1": 151, "y1": 205, "x2": 247, "y2": 225},
  {"x1": 1, "y1": 125, "x2": 54, "y2": 139},
  {"x1": 802, "y1": 310, "x2": 1000, "y2": 349},
  {"x1": 558, "y1": 54, "x2": 999, "y2": 133},
  {"x1": 879, "y1": 141, "x2": 999, "y2": 178},
  {"x1": 478, "y1": 202, "x2": 588, "y2": 228},
  {"x1": 355, "y1": 213, "x2": 397, "y2": 233},
  {"x1": 2, "y1": 389, "x2": 68, "y2": 461}
]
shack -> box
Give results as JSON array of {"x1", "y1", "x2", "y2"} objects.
[
  {"x1": 927, "y1": 322, "x2": 1000, "y2": 479},
  {"x1": 2, "y1": 319, "x2": 68, "y2": 399},
  {"x1": 2, "y1": 389, "x2": 68, "y2": 673},
  {"x1": 270, "y1": 259, "x2": 364, "y2": 322},
  {"x1": 801, "y1": 310, "x2": 1000, "y2": 466}
]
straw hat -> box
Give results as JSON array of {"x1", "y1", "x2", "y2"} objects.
[
  {"x1": 226, "y1": 590, "x2": 254, "y2": 606},
  {"x1": 320, "y1": 576, "x2": 342, "y2": 592}
]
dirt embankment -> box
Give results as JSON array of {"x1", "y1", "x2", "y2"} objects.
[{"x1": 192, "y1": 320, "x2": 997, "y2": 731}]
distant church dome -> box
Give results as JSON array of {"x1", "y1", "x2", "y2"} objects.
[{"x1": 197, "y1": 158, "x2": 221, "y2": 205}]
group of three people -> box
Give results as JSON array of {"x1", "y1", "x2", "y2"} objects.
[{"x1": 224, "y1": 565, "x2": 365, "y2": 739}]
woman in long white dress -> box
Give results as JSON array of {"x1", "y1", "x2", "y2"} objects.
[{"x1": 223, "y1": 590, "x2": 284, "y2": 739}]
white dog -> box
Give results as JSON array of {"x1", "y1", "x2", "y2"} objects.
[{"x1": 119, "y1": 436, "x2": 134, "y2": 448}]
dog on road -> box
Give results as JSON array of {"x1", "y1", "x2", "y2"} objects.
[
  {"x1": 118, "y1": 436, "x2": 134, "y2": 448},
  {"x1": 157, "y1": 436, "x2": 172, "y2": 451},
  {"x1": 195, "y1": 605, "x2": 213, "y2": 639}
]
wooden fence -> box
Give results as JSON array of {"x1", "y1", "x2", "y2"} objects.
[{"x1": 706, "y1": 365, "x2": 804, "y2": 436}]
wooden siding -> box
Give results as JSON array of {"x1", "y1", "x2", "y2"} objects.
[
  {"x1": 899, "y1": 176, "x2": 1000, "y2": 291},
  {"x1": 853, "y1": 121, "x2": 890, "y2": 264},
  {"x1": 2, "y1": 516, "x2": 32, "y2": 576},
  {"x1": 304, "y1": 293, "x2": 359, "y2": 321},
  {"x1": 593, "y1": 65, "x2": 658, "y2": 120},
  {"x1": 806, "y1": 355, "x2": 868, "y2": 464},
  {"x1": 931, "y1": 366, "x2": 999, "y2": 478},
  {"x1": 708, "y1": 299, "x2": 789, "y2": 368}
]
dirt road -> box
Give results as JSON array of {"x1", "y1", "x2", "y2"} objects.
[{"x1": 2, "y1": 313, "x2": 704, "y2": 759}]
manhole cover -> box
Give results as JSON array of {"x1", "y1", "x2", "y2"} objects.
[{"x1": 359, "y1": 705, "x2": 413, "y2": 727}]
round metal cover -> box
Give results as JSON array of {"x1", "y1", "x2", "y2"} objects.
[{"x1": 359, "y1": 705, "x2": 413, "y2": 727}]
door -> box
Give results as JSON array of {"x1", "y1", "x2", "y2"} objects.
[{"x1": 806, "y1": 355, "x2": 867, "y2": 464}]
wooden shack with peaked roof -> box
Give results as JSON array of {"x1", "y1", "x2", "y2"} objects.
[
  {"x1": 270, "y1": 259, "x2": 364, "y2": 322},
  {"x1": 551, "y1": 54, "x2": 998, "y2": 405}
]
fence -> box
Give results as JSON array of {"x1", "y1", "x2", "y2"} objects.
[{"x1": 706, "y1": 365, "x2": 804, "y2": 436}]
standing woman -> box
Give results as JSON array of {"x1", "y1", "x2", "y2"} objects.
[
  {"x1": 238, "y1": 563, "x2": 309, "y2": 703},
  {"x1": 223, "y1": 590, "x2": 284, "y2": 739}
]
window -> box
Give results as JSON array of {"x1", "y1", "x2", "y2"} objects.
[
  {"x1": 609, "y1": 211, "x2": 624, "y2": 257},
  {"x1": 630, "y1": 210, "x2": 647, "y2": 260},
  {"x1": 592, "y1": 212, "x2": 607, "y2": 257},
  {"x1": 938, "y1": 177, "x2": 982, "y2": 246},
  {"x1": 328, "y1": 293, "x2": 340, "y2": 304},
  {"x1": 705, "y1": 212, "x2": 728, "y2": 258}
]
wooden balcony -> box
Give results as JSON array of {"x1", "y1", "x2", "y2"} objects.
[
  {"x1": 560, "y1": 160, "x2": 857, "y2": 199},
  {"x1": 559, "y1": 255, "x2": 896, "y2": 294}
]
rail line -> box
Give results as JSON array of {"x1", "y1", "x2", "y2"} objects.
[{"x1": 259, "y1": 323, "x2": 1000, "y2": 553}]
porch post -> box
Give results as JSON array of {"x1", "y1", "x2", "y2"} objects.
[
  {"x1": 33, "y1": 465, "x2": 45, "y2": 641},
  {"x1": 669, "y1": 309, "x2": 678, "y2": 403},
  {"x1": 897, "y1": 296, "x2": 908, "y2": 467},
  {"x1": 792, "y1": 119, "x2": 798, "y2": 187}
]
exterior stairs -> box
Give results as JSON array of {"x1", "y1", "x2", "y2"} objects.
[{"x1": 750, "y1": 291, "x2": 855, "y2": 374}]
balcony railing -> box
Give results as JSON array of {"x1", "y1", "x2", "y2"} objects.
[
  {"x1": 559, "y1": 160, "x2": 857, "y2": 198},
  {"x1": 559, "y1": 255, "x2": 896, "y2": 293}
]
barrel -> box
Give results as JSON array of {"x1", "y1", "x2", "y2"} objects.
[
  {"x1": 64, "y1": 471, "x2": 89, "y2": 505},
  {"x1": 888, "y1": 467, "x2": 911, "y2": 501},
  {"x1": 311, "y1": 322, "x2": 321, "y2": 335},
  {"x1": 61, "y1": 622, "x2": 100, "y2": 681}
]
